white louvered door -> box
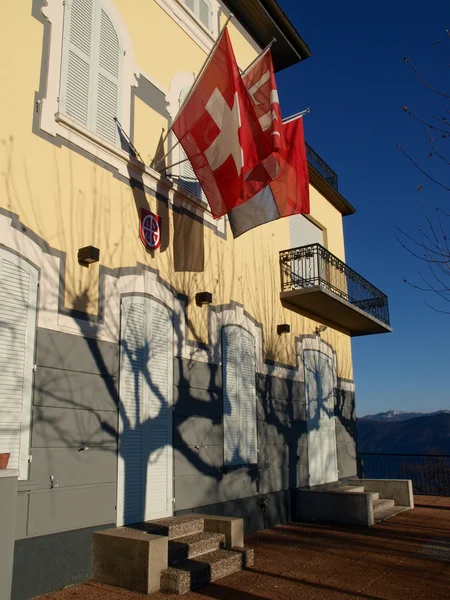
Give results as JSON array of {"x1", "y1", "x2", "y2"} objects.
[
  {"x1": 223, "y1": 326, "x2": 257, "y2": 466},
  {"x1": 304, "y1": 350, "x2": 338, "y2": 486},
  {"x1": 239, "y1": 330, "x2": 257, "y2": 464},
  {"x1": 223, "y1": 326, "x2": 240, "y2": 465},
  {"x1": 144, "y1": 301, "x2": 173, "y2": 520},
  {"x1": 0, "y1": 250, "x2": 38, "y2": 480},
  {"x1": 118, "y1": 297, "x2": 173, "y2": 526},
  {"x1": 319, "y1": 353, "x2": 338, "y2": 483},
  {"x1": 305, "y1": 351, "x2": 322, "y2": 486}
]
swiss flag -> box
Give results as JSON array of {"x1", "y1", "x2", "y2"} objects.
[
  {"x1": 243, "y1": 48, "x2": 283, "y2": 152},
  {"x1": 241, "y1": 49, "x2": 284, "y2": 202},
  {"x1": 172, "y1": 28, "x2": 271, "y2": 219},
  {"x1": 228, "y1": 116, "x2": 310, "y2": 238}
]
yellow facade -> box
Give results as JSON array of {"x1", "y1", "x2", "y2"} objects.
[{"x1": 0, "y1": 0, "x2": 353, "y2": 379}]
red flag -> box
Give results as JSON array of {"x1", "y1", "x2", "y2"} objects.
[
  {"x1": 243, "y1": 49, "x2": 284, "y2": 152},
  {"x1": 240, "y1": 49, "x2": 284, "y2": 201},
  {"x1": 172, "y1": 28, "x2": 271, "y2": 219},
  {"x1": 228, "y1": 116, "x2": 310, "y2": 238}
]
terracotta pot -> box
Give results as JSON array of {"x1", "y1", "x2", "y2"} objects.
[{"x1": 0, "y1": 453, "x2": 10, "y2": 469}]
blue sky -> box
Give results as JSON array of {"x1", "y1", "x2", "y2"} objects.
[{"x1": 276, "y1": 0, "x2": 450, "y2": 416}]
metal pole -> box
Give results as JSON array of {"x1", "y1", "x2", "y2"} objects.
[
  {"x1": 282, "y1": 108, "x2": 310, "y2": 124},
  {"x1": 156, "y1": 13, "x2": 234, "y2": 154},
  {"x1": 158, "y1": 155, "x2": 191, "y2": 173},
  {"x1": 242, "y1": 37, "x2": 277, "y2": 77}
]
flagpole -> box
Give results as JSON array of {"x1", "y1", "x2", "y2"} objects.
[
  {"x1": 155, "y1": 13, "x2": 234, "y2": 158},
  {"x1": 242, "y1": 37, "x2": 277, "y2": 77},
  {"x1": 282, "y1": 108, "x2": 310, "y2": 124}
]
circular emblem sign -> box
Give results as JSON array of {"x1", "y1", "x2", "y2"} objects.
[{"x1": 140, "y1": 208, "x2": 161, "y2": 250}]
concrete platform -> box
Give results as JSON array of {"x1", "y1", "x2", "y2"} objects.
[{"x1": 37, "y1": 495, "x2": 450, "y2": 600}]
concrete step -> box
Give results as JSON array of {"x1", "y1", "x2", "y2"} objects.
[
  {"x1": 168, "y1": 531, "x2": 225, "y2": 566},
  {"x1": 370, "y1": 491, "x2": 380, "y2": 501},
  {"x1": 373, "y1": 498, "x2": 395, "y2": 514},
  {"x1": 138, "y1": 515, "x2": 204, "y2": 540},
  {"x1": 160, "y1": 547, "x2": 254, "y2": 595},
  {"x1": 375, "y1": 505, "x2": 411, "y2": 523}
]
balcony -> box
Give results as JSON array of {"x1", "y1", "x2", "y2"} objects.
[{"x1": 279, "y1": 243, "x2": 391, "y2": 336}]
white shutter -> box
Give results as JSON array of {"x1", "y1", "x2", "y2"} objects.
[
  {"x1": 223, "y1": 326, "x2": 256, "y2": 466},
  {"x1": 178, "y1": 86, "x2": 202, "y2": 199},
  {"x1": 184, "y1": 0, "x2": 196, "y2": 12},
  {"x1": 118, "y1": 298, "x2": 145, "y2": 525},
  {"x1": 60, "y1": 0, "x2": 121, "y2": 145},
  {"x1": 198, "y1": 0, "x2": 212, "y2": 30},
  {"x1": 239, "y1": 330, "x2": 257, "y2": 464},
  {"x1": 304, "y1": 350, "x2": 322, "y2": 486},
  {"x1": 60, "y1": 0, "x2": 94, "y2": 126},
  {"x1": 318, "y1": 353, "x2": 338, "y2": 483},
  {"x1": 118, "y1": 297, "x2": 173, "y2": 525},
  {"x1": 0, "y1": 251, "x2": 38, "y2": 479},
  {"x1": 183, "y1": 0, "x2": 212, "y2": 31},
  {"x1": 290, "y1": 216, "x2": 324, "y2": 288},
  {"x1": 94, "y1": 7, "x2": 120, "y2": 143},
  {"x1": 305, "y1": 350, "x2": 338, "y2": 486},
  {"x1": 223, "y1": 327, "x2": 240, "y2": 465},
  {"x1": 144, "y1": 301, "x2": 173, "y2": 519}
]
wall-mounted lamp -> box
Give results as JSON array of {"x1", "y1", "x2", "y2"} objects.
[
  {"x1": 315, "y1": 325, "x2": 328, "y2": 335},
  {"x1": 277, "y1": 324, "x2": 290, "y2": 335},
  {"x1": 195, "y1": 292, "x2": 213, "y2": 307},
  {"x1": 78, "y1": 246, "x2": 100, "y2": 266}
]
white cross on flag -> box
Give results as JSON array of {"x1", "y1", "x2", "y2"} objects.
[
  {"x1": 228, "y1": 49, "x2": 310, "y2": 237},
  {"x1": 172, "y1": 28, "x2": 272, "y2": 219}
]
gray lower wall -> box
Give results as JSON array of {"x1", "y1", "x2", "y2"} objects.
[
  {"x1": 12, "y1": 523, "x2": 114, "y2": 600},
  {"x1": 16, "y1": 328, "x2": 119, "y2": 541},
  {"x1": 173, "y1": 362, "x2": 312, "y2": 511},
  {"x1": 14, "y1": 339, "x2": 357, "y2": 599}
]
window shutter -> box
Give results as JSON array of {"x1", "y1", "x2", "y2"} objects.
[
  {"x1": 184, "y1": 0, "x2": 195, "y2": 12},
  {"x1": 60, "y1": 0, "x2": 95, "y2": 127},
  {"x1": 118, "y1": 298, "x2": 145, "y2": 525},
  {"x1": 239, "y1": 329, "x2": 257, "y2": 464},
  {"x1": 223, "y1": 326, "x2": 257, "y2": 466},
  {"x1": 0, "y1": 252, "x2": 38, "y2": 479},
  {"x1": 198, "y1": 0, "x2": 212, "y2": 30},
  {"x1": 94, "y1": 7, "x2": 120, "y2": 144},
  {"x1": 223, "y1": 326, "x2": 240, "y2": 465},
  {"x1": 178, "y1": 87, "x2": 202, "y2": 199},
  {"x1": 145, "y1": 301, "x2": 173, "y2": 517}
]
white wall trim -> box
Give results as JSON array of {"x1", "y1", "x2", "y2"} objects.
[{"x1": 154, "y1": 0, "x2": 219, "y2": 53}]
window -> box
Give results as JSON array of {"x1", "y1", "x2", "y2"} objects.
[
  {"x1": 177, "y1": 86, "x2": 207, "y2": 203},
  {"x1": 181, "y1": 0, "x2": 212, "y2": 32},
  {"x1": 0, "y1": 250, "x2": 38, "y2": 480},
  {"x1": 59, "y1": 0, "x2": 122, "y2": 145},
  {"x1": 222, "y1": 326, "x2": 257, "y2": 466}
]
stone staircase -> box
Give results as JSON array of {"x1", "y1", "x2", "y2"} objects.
[
  {"x1": 136, "y1": 515, "x2": 254, "y2": 594},
  {"x1": 296, "y1": 478, "x2": 414, "y2": 526},
  {"x1": 317, "y1": 481, "x2": 410, "y2": 523},
  {"x1": 346, "y1": 479, "x2": 413, "y2": 523}
]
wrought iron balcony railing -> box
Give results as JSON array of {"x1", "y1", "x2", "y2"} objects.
[
  {"x1": 280, "y1": 243, "x2": 390, "y2": 328},
  {"x1": 306, "y1": 143, "x2": 338, "y2": 190}
]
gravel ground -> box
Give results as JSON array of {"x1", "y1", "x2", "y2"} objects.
[{"x1": 33, "y1": 494, "x2": 450, "y2": 600}]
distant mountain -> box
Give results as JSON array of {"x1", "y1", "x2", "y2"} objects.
[
  {"x1": 360, "y1": 409, "x2": 450, "y2": 423},
  {"x1": 357, "y1": 412, "x2": 450, "y2": 455}
]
